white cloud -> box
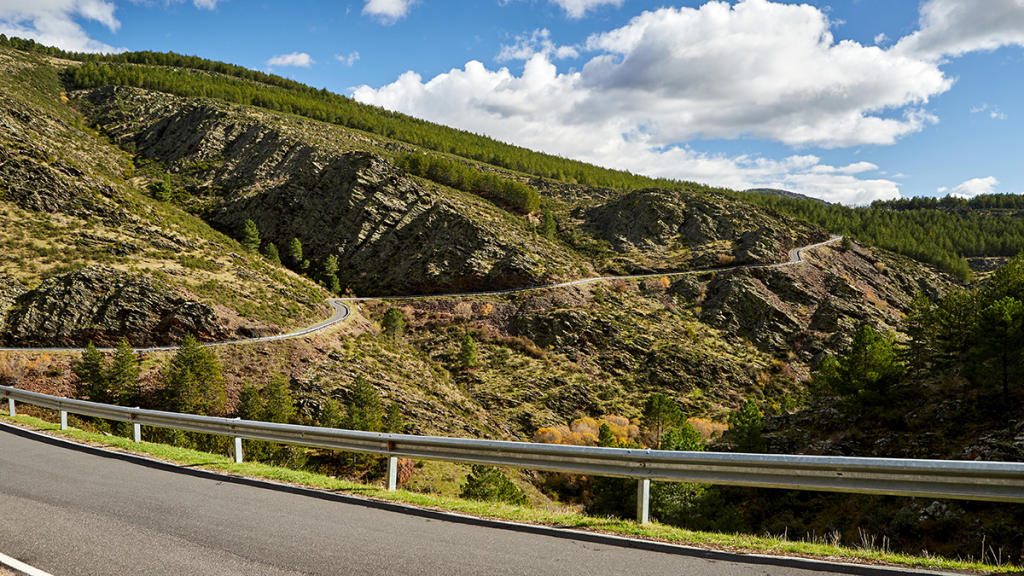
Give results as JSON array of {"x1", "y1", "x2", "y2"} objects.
[
  {"x1": 335, "y1": 51, "x2": 360, "y2": 66},
  {"x1": 894, "y1": 0, "x2": 1024, "y2": 60},
  {"x1": 549, "y1": 0, "x2": 624, "y2": 19},
  {"x1": 0, "y1": 0, "x2": 121, "y2": 52},
  {"x1": 362, "y1": 0, "x2": 414, "y2": 23},
  {"x1": 192, "y1": 0, "x2": 220, "y2": 9},
  {"x1": 266, "y1": 52, "x2": 314, "y2": 67},
  {"x1": 947, "y1": 176, "x2": 1000, "y2": 198},
  {"x1": 354, "y1": 0, "x2": 1024, "y2": 204},
  {"x1": 353, "y1": 56, "x2": 902, "y2": 204},
  {"x1": 497, "y1": 29, "x2": 578, "y2": 62},
  {"x1": 971, "y1": 103, "x2": 1008, "y2": 120},
  {"x1": 874, "y1": 32, "x2": 888, "y2": 45}
]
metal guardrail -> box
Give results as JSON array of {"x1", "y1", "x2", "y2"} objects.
[{"x1": 4, "y1": 384, "x2": 1024, "y2": 524}]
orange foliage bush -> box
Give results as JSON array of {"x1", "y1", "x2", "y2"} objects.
[
  {"x1": 688, "y1": 417, "x2": 728, "y2": 441},
  {"x1": 534, "y1": 415, "x2": 641, "y2": 446}
]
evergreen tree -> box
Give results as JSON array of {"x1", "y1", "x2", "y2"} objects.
[
  {"x1": 381, "y1": 308, "x2": 405, "y2": 341},
  {"x1": 829, "y1": 324, "x2": 905, "y2": 405},
  {"x1": 108, "y1": 338, "x2": 140, "y2": 406},
  {"x1": 728, "y1": 400, "x2": 766, "y2": 453},
  {"x1": 287, "y1": 237, "x2": 303, "y2": 269},
  {"x1": 540, "y1": 210, "x2": 556, "y2": 240},
  {"x1": 261, "y1": 242, "x2": 281, "y2": 265},
  {"x1": 344, "y1": 377, "x2": 383, "y2": 432},
  {"x1": 74, "y1": 342, "x2": 107, "y2": 403},
  {"x1": 261, "y1": 375, "x2": 297, "y2": 424},
  {"x1": 661, "y1": 421, "x2": 704, "y2": 452},
  {"x1": 384, "y1": 403, "x2": 405, "y2": 434},
  {"x1": 458, "y1": 332, "x2": 478, "y2": 369},
  {"x1": 240, "y1": 219, "x2": 260, "y2": 253},
  {"x1": 161, "y1": 334, "x2": 228, "y2": 416},
  {"x1": 641, "y1": 393, "x2": 685, "y2": 448},
  {"x1": 977, "y1": 296, "x2": 1024, "y2": 397},
  {"x1": 318, "y1": 398, "x2": 345, "y2": 428},
  {"x1": 597, "y1": 423, "x2": 617, "y2": 447}
]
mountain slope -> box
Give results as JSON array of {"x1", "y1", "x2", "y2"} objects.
[{"x1": 0, "y1": 48, "x2": 328, "y2": 346}]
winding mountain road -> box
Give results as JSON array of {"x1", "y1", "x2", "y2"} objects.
[{"x1": 0, "y1": 236, "x2": 840, "y2": 353}]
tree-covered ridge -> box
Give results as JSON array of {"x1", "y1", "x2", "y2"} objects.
[
  {"x1": 729, "y1": 192, "x2": 1024, "y2": 281},
  {"x1": 0, "y1": 34, "x2": 694, "y2": 192}
]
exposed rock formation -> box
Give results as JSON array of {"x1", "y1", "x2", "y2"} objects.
[{"x1": 2, "y1": 266, "x2": 226, "y2": 347}]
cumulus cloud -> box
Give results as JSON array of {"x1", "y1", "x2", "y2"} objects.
[
  {"x1": 549, "y1": 0, "x2": 624, "y2": 19},
  {"x1": 362, "y1": 0, "x2": 414, "y2": 23},
  {"x1": 498, "y1": 29, "x2": 578, "y2": 62},
  {"x1": 266, "y1": 52, "x2": 314, "y2": 67},
  {"x1": 895, "y1": 0, "x2": 1024, "y2": 60},
  {"x1": 355, "y1": 0, "x2": 1024, "y2": 204},
  {"x1": 0, "y1": 0, "x2": 121, "y2": 52},
  {"x1": 947, "y1": 176, "x2": 1000, "y2": 198}
]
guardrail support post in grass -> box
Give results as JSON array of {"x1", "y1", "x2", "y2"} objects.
[
  {"x1": 133, "y1": 423, "x2": 141, "y2": 442},
  {"x1": 636, "y1": 479, "x2": 650, "y2": 524},
  {"x1": 386, "y1": 456, "x2": 398, "y2": 491},
  {"x1": 7, "y1": 398, "x2": 14, "y2": 418},
  {"x1": 60, "y1": 410, "x2": 68, "y2": 431}
]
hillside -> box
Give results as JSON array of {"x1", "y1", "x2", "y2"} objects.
[
  {"x1": 7, "y1": 38, "x2": 1024, "y2": 562},
  {"x1": 0, "y1": 47, "x2": 327, "y2": 346}
]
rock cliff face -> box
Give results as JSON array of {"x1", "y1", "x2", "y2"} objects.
[
  {"x1": 582, "y1": 188, "x2": 824, "y2": 271},
  {"x1": 697, "y1": 242, "x2": 950, "y2": 364},
  {"x1": 76, "y1": 86, "x2": 588, "y2": 295},
  {"x1": 2, "y1": 266, "x2": 227, "y2": 347}
]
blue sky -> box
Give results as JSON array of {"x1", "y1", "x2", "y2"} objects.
[{"x1": 2, "y1": 0, "x2": 1023, "y2": 204}]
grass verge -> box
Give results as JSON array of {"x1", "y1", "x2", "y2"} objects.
[{"x1": 1, "y1": 412, "x2": 1015, "y2": 574}]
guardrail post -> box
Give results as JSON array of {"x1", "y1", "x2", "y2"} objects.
[
  {"x1": 60, "y1": 410, "x2": 68, "y2": 430},
  {"x1": 232, "y1": 418, "x2": 243, "y2": 464},
  {"x1": 386, "y1": 456, "x2": 398, "y2": 491},
  {"x1": 132, "y1": 409, "x2": 141, "y2": 442},
  {"x1": 636, "y1": 478, "x2": 650, "y2": 524},
  {"x1": 7, "y1": 397, "x2": 14, "y2": 418}
]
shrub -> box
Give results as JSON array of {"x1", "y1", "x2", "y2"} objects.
[{"x1": 460, "y1": 465, "x2": 528, "y2": 506}]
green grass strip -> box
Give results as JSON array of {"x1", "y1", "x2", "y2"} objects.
[{"x1": 1, "y1": 413, "x2": 1015, "y2": 573}]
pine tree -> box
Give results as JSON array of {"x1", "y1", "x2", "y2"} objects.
[
  {"x1": 728, "y1": 400, "x2": 766, "y2": 453},
  {"x1": 344, "y1": 377, "x2": 383, "y2": 432},
  {"x1": 240, "y1": 219, "x2": 260, "y2": 253},
  {"x1": 597, "y1": 423, "x2": 617, "y2": 447},
  {"x1": 108, "y1": 338, "x2": 140, "y2": 406},
  {"x1": 541, "y1": 210, "x2": 556, "y2": 240},
  {"x1": 384, "y1": 403, "x2": 404, "y2": 434},
  {"x1": 459, "y1": 332, "x2": 478, "y2": 369},
  {"x1": 161, "y1": 334, "x2": 227, "y2": 416},
  {"x1": 382, "y1": 308, "x2": 405, "y2": 341},
  {"x1": 261, "y1": 375, "x2": 296, "y2": 424},
  {"x1": 74, "y1": 342, "x2": 108, "y2": 403},
  {"x1": 641, "y1": 393, "x2": 684, "y2": 448},
  {"x1": 287, "y1": 237, "x2": 303, "y2": 269},
  {"x1": 262, "y1": 242, "x2": 281, "y2": 265}
]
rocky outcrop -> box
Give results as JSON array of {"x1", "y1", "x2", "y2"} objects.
[
  {"x1": 582, "y1": 188, "x2": 824, "y2": 270},
  {"x1": 74, "y1": 86, "x2": 588, "y2": 295},
  {"x1": 699, "y1": 242, "x2": 953, "y2": 361},
  {"x1": 0, "y1": 274, "x2": 26, "y2": 329},
  {"x1": 1, "y1": 266, "x2": 226, "y2": 347}
]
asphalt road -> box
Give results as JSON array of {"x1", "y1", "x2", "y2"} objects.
[{"x1": 0, "y1": 424, "x2": 949, "y2": 576}]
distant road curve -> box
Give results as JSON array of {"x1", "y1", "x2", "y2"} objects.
[{"x1": 0, "y1": 236, "x2": 840, "y2": 353}]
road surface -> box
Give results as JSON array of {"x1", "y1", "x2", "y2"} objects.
[{"x1": 0, "y1": 423, "x2": 949, "y2": 576}]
